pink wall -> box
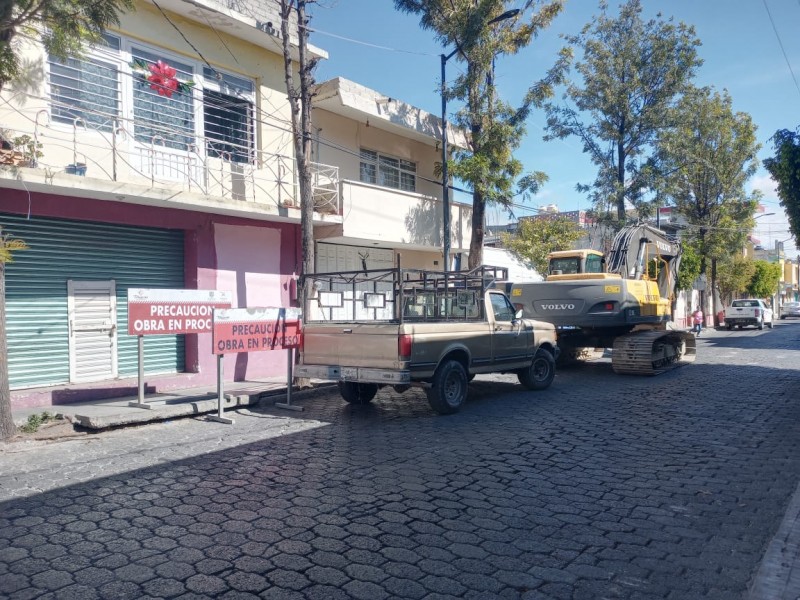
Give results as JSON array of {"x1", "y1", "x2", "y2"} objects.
[{"x1": 3, "y1": 189, "x2": 302, "y2": 407}]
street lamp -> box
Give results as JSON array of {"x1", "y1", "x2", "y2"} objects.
[
  {"x1": 754, "y1": 212, "x2": 776, "y2": 220},
  {"x1": 441, "y1": 8, "x2": 519, "y2": 272}
]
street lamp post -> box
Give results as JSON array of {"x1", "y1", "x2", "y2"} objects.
[{"x1": 440, "y1": 8, "x2": 519, "y2": 272}]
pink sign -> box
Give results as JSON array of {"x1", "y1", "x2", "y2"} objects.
[
  {"x1": 213, "y1": 307, "x2": 302, "y2": 355},
  {"x1": 127, "y1": 288, "x2": 232, "y2": 335}
]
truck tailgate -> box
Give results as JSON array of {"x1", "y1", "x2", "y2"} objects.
[{"x1": 302, "y1": 323, "x2": 401, "y2": 369}]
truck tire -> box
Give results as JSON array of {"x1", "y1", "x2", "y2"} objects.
[
  {"x1": 518, "y1": 349, "x2": 556, "y2": 391},
  {"x1": 426, "y1": 360, "x2": 468, "y2": 415},
  {"x1": 758, "y1": 318, "x2": 764, "y2": 330},
  {"x1": 338, "y1": 381, "x2": 378, "y2": 405}
]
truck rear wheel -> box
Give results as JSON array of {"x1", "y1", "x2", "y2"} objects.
[
  {"x1": 338, "y1": 382, "x2": 378, "y2": 405},
  {"x1": 518, "y1": 349, "x2": 556, "y2": 391},
  {"x1": 426, "y1": 360, "x2": 468, "y2": 415}
]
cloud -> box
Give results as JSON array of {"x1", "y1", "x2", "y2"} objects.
[{"x1": 749, "y1": 174, "x2": 778, "y2": 199}]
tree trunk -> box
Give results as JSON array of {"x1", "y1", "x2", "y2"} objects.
[
  {"x1": 711, "y1": 257, "x2": 718, "y2": 326},
  {"x1": 468, "y1": 190, "x2": 485, "y2": 269},
  {"x1": 281, "y1": 0, "x2": 315, "y2": 388},
  {"x1": 0, "y1": 262, "x2": 15, "y2": 441},
  {"x1": 297, "y1": 0, "x2": 315, "y2": 297},
  {"x1": 616, "y1": 137, "x2": 626, "y2": 222}
]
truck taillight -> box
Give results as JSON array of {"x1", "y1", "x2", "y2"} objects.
[
  {"x1": 399, "y1": 334, "x2": 412, "y2": 360},
  {"x1": 298, "y1": 330, "x2": 304, "y2": 352},
  {"x1": 755, "y1": 308, "x2": 761, "y2": 317}
]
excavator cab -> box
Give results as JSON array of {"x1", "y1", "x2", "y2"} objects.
[{"x1": 546, "y1": 250, "x2": 608, "y2": 281}]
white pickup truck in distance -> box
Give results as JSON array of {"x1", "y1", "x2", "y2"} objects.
[
  {"x1": 724, "y1": 299, "x2": 774, "y2": 330},
  {"x1": 295, "y1": 266, "x2": 559, "y2": 415}
]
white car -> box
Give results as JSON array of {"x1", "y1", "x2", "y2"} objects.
[
  {"x1": 724, "y1": 299, "x2": 774, "y2": 330},
  {"x1": 781, "y1": 301, "x2": 800, "y2": 319}
]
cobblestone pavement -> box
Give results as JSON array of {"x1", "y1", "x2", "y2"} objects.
[{"x1": 1, "y1": 323, "x2": 800, "y2": 599}]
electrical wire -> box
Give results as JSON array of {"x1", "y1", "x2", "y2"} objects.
[{"x1": 762, "y1": 0, "x2": 800, "y2": 103}]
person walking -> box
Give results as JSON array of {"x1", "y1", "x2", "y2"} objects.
[{"x1": 692, "y1": 307, "x2": 704, "y2": 336}]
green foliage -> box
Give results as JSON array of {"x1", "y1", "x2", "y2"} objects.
[
  {"x1": 18, "y1": 411, "x2": 54, "y2": 434},
  {"x1": 544, "y1": 0, "x2": 701, "y2": 222},
  {"x1": 0, "y1": 227, "x2": 28, "y2": 264},
  {"x1": 657, "y1": 87, "x2": 760, "y2": 271},
  {"x1": 0, "y1": 0, "x2": 133, "y2": 91},
  {"x1": 764, "y1": 129, "x2": 800, "y2": 244},
  {"x1": 747, "y1": 260, "x2": 782, "y2": 299},
  {"x1": 394, "y1": 0, "x2": 566, "y2": 266},
  {"x1": 502, "y1": 216, "x2": 582, "y2": 275},
  {"x1": 675, "y1": 242, "x2": 701, "y2": 292},
  {"x1": 716, "y1": 255, "x2": 757, "y2": 306}
]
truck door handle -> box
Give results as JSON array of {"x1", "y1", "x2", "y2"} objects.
[{"x1": 342, "y1": 328, "x2": 352, "y2": 334}]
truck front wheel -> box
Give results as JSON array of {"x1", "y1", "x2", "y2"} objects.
[
  {"x1": 518, "y1": 349, "x2": 556, "y2": 391},
  {"x1": 338, "y1": 382, "x2": 378, "y2": 405},
  {"x1": 426, "y1": 360, "x2": 468, "y2": 415}
]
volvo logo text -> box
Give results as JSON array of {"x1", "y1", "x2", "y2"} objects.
[{"x1": 541, "y1": 303, "x2": 576, "y2": 310}]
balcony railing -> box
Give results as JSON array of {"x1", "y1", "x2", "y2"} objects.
[{"x1": 1, "y1": 111, "x2": 339, "y2": 215}]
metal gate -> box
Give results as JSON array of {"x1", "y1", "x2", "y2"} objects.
[{"x1": 1, "y1": 213, "x2": 184, "y2": 389}]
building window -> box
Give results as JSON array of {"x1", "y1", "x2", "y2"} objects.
[
  {"x1": 203, "y1": 68, "x2": 255, "y2": 164},
  {"x1": 47, "y1": 35, "x2": 257, "y2": 163},
  {"x1": 48, "y1": 37, "x2": 121, "y2": 132},
  {"x1": 360, "y1": 148, "x2": 416, "y2": 192},
  {"x1": 131, "y1": 47, "x2": 195, "y2": 151}
]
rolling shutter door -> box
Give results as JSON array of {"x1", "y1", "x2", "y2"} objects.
[{"x1": 1, "y1": 214, "x2": 184, "y2": 389}]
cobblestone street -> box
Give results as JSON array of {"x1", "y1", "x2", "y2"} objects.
[{"x1": 1, "y1": 323, "x2": 799, "y2": 599}]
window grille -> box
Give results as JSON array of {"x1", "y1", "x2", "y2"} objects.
[{"x1": 360, "y1": 148, "x2": 416, "y2": 192}]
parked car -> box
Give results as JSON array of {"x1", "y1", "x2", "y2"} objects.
[
  {"x1": 781, "y1": 301, "x2": 800, "y2": 319},
  {"x1": 724, "y1": 299, "x2": 774, "y2": 330}
]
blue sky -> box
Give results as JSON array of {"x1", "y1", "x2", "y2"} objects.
[{"x1": 308, "y1": 0, "x2": 799, "y2": 256}]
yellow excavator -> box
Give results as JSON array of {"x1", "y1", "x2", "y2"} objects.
[{"x1": 507, "y1": 223, "x2": 696, "y2": 375}]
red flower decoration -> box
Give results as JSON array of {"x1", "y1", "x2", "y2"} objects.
[{"x1": 147, "y1": 61, "x2": 180, "y2": 98}]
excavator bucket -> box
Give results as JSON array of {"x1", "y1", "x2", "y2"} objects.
[{"x1": 611, "y1": 330, "x2": 696, "y2": 375}]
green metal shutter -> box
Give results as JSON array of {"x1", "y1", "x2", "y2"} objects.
[{"x1": 1, "y1": 213, "x2": 185, "y2": 389}]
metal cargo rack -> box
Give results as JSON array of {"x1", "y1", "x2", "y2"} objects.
[{"x1": 302, "y1": 260, "x2": 508, "y2": 323}]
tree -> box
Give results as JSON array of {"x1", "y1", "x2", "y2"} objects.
[
  {"x1": 1, "y1": 0, "x2": 132, "y2": 93},
  {"x1": 747, "y1": 260, "x2": 781, "y2": 299},
  {"x1": 675, "y1": 241, "x2": 701, "y2": 292},
  {"x1": 716, "y1": 254, "x2": 756, "y2": 307},
  {"x1": 394, "y1": 0, "x2": 567, "y2": 268},
  {"x1": 0, "y1": 229, "x2": 27, "y2": 441},
  {"x1": 544, "y1": 0, "x2": 701, "y2": 223},
  {"x1": 656, "y1": 87, "x2": 760, "y2": 318},
  {"x1": 502, "y1": 216, "x2": 582, "y2": 275},
  {"x1": 764, "y1": 129, "x2": 800, "y2": 243},
  {"x1": 280, "y1": 0, "x2": 317, "y2": 290},
  {"x1": 280, "y1": 0, "x2": 317, "y2": 388}
]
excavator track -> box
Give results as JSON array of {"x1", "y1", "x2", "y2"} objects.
[{"x1": 611, "y1": 330, "x2": 696, "y2": 375}]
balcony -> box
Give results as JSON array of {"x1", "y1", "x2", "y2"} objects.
[
  {"x1": 320, "y1": 179, "x2": 471, "y2": 251},
  {"x1": 0, "y1": 114, "x2": 340, "y2": 221}
]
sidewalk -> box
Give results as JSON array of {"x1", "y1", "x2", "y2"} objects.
[{"x1": 11, "y1": 377, "x2": 327, "y2": 430}]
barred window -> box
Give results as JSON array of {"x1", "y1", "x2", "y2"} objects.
[
  {"x1": 132, "y1": 47, "x2": 195, "y2": 151},
  {"x1": 360, "y1": 148, "x2": 416, "y2": 192},
  {"x1": 49, "y1": 55, "x2": 120, "y2": 132}
]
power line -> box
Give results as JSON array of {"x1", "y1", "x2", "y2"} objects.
[{"x1": 762, "y1": 0, "x2": 800, "y2": 102}]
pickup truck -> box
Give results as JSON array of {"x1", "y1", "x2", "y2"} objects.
[
  {"x1": 724, "y1": 299, "x2": 774, "y2": 330},
  {"x1": 295, "y1": 266, "x2": 559, "y2": 415}
]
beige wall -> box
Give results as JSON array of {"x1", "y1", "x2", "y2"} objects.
[
  {"x1": 312, "y1": 108, "x2": 442, "y2": 200},
  {"x1": 0, "y1": 0, "x2": 296, "y2": 206}
]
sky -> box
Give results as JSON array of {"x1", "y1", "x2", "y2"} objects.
[{"x1": 307, "y1": 0, "x2": 800, "y2": 256}]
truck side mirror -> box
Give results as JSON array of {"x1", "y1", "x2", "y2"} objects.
[{"x1": 514, "y1": 309, "x2": 523, "y2": 320}]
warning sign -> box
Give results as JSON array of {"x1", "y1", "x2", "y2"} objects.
[
  {"x1": 127, "y1": 288, "x2": 233, "y2": 335},
  {"x1": 213, "y1": 307, "x2": 302, "y2": 355}
]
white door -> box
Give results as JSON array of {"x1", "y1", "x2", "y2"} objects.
[{"x1": 68, "y1": 280, "x2": 118, "y2": 383}]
